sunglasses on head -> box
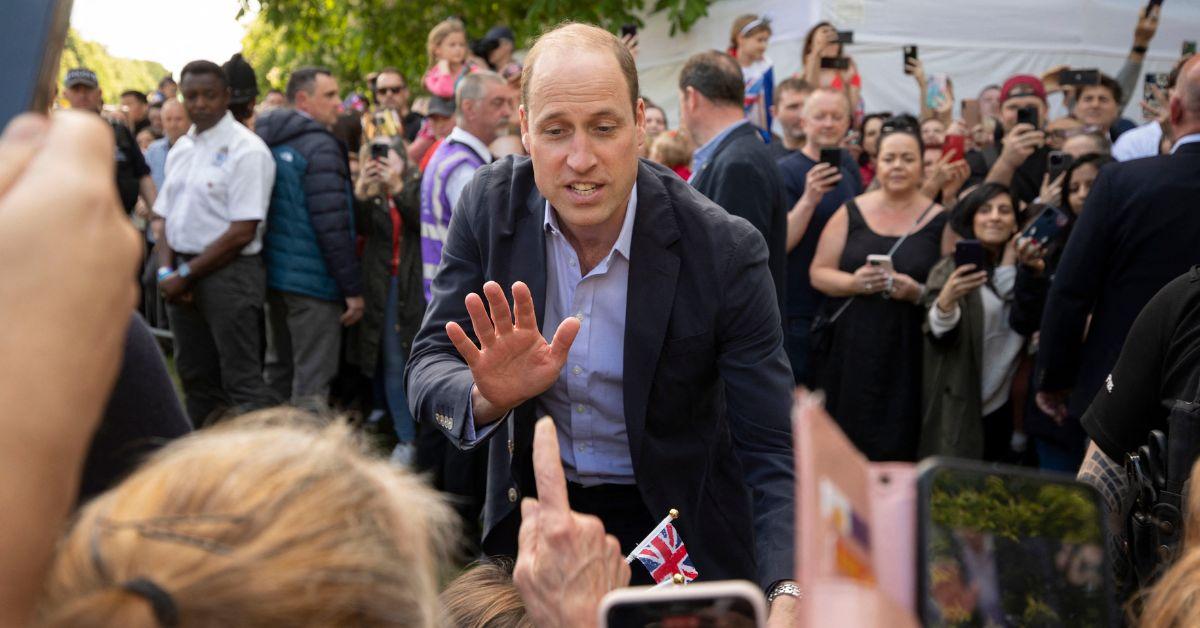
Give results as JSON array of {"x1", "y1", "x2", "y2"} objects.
[{"x1": 376, "y1": 86, "x2": 406, "y2": 95}]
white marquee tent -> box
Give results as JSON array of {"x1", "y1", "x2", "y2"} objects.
[{"x1": 634, "y1": 0, "x2": 1200, "y2": 128}]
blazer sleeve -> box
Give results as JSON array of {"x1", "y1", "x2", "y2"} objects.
[
  {"x1": 405, "y1": 167, "x2": 499, "y2": 451},
  {"x1": 1036, "y1": 167, "x2": 1115, "y2": 392},
  {"x1": 715, "y1": 224, "x2": 796, "y2": 589},
  {"x1": 304, "y1": 135, "x2": 363, "y2": 297},
  {"x1": 1009, "y1": 264, "x2": 1050, "y2": 336},
  {"x1": 708, "y1": 156, "x2": 775, "y2": 239}
]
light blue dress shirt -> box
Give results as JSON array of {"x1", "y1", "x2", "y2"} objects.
[
  {"x1": 145, "y1": 137, "x2": 172, "y2": 190},
  {"x1": 688, "y1": 119, "x2": 749, "y2": 184},
  {"x1": 537, "y1": 184, "x2": 638, "y2": 486}
]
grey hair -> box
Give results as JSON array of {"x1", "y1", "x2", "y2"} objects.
[{"x1": 455, "y1": 71, "x2": 506, "y2": 123}]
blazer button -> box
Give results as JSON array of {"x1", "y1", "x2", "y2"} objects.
[
  {"x1": 395, "y1": 324, "x2": 402, "y2": 332},
  {"x1": 508, "y1": 487, "x2": 518, "y2": 502},
  {"x1": 507, "y1": 439, "x2": 514, "y2": 454}
]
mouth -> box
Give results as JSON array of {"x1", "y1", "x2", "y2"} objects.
[{"x1": 566, "y1": 182, "x2": 603, "y2": 201}]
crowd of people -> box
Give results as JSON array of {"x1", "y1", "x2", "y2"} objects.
[{"x1": 5, "y1": 2, "x2": 1200, "y2": 625}]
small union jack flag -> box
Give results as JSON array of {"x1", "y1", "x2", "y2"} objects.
[{"x1": 632, "y1": 520, "x2": 700, "y2": 584}]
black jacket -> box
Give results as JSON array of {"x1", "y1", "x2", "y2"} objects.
[
  {"x1": 405, "y1": 156, "x2": 795, "y2": 589},
  {"x1": 1038, "y1": 143, "x2": 1200, "y2": 419},
  {"x1": 690, "y1": 123, "x2": 788, "y2": 319}
]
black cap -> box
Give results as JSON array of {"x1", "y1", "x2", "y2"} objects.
[
  {"x1": 222, "y1": 53, "x2": 259, "y2": 104},
  {"x1": 65, "y1": 68, "x2": 99, "y2": 88},
  {"x1": 427, "y1": 96, "x2": 456, "y2": 117}
]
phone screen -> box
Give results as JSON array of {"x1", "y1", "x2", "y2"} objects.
[
  {"x1": 820, "y1": 57, "x2": 850, "y2": 70},
  {"x1": 605, "y1": 596, "x2": 760, "y2": 627},
  {"x1": 819, "y1": 147, "x2": 842, "y2": 170},
  {"x1": 918, "y1": 460, "x2": 1116, "y2": 628},
  {"x1": 1016, "y1": 106, "x2": 1038, "y2": 128},
  {"x1": 0, "y1": 0, "x2": 74, "y2": 127}
]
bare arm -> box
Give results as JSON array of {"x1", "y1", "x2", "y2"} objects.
[
  {"x1": 138, "y1": 174, "x2": 157, "y2": 209},
  {"x1": 809, "y1": 206, "x2": 858, "y2": 297}
]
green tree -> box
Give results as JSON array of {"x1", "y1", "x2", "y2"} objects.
[
  {"x1": 58, "y1": 29, "x2": 169, "y2": 103},
  {"x1": 241, "y1": 0, "x2": 714, "y2": 97}
]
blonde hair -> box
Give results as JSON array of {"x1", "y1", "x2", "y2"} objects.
[
  {"x1": 649, "y1": 130, "x2": 693, "y2": 169},
  {"x1": 38, "y1": 410, "x2": 457, "y2": 627},
  {"x1": 440, "y1": 560, "x2": 531, "y2": 628},
  {"x1": 521, "y1": 23, "x2": 639, "y2": 115},
  {"x1": 1135, "y1": 459, "x2": 1200, "y2": 626},
  {"x1": 427, "y1": 18, "x2": 466, "y2": 69},
  {"x1": 729, "y1": 14, "x2": 771, "y2": 51}
]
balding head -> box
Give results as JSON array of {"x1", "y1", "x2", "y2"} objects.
[
  {"x1": 1170, "y1": 55, "x2": 1200, "y2": 138},
  {"x1": 159, "y1": 97, "x2": 191, "y2": 143},
  {"x1": 521, "y1": 23, "x2": 639, "y2": 116}
]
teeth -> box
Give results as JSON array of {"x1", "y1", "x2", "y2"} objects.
[{"x1": 570, "y1": 183, "x2": 597, "y2": 192}]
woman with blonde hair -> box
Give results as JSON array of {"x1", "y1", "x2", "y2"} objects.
[{"x1": 37, "y1": 410, "x2": 457, "y2": 627}]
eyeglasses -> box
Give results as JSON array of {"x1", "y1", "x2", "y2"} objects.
[{"x1": 376, "y1": 86, "x2": 406, "y2": 95}]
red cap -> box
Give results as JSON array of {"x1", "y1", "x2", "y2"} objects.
[{"x1": 1000, "y1": 75, "x2": 1047, "y2": 103}]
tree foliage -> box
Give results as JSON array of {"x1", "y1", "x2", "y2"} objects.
[
  {"x1": 57, "y1": 29, "x2": 169, "y2": 103},
  {"x1": 240, "y1": 0, "x2": 714, "y2": 97}
]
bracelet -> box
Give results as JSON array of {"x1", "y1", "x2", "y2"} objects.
[
  {"x1": 767, "y1": 581, "x2": 803, "y2": 604},
  {"x1": 176, "y1": 261, "x2": 192, "y2": 279},
  {"x1": 1132, "y1": 45, "x2": 1148, "y2": 55},
  {"x1": 156, "y1": 266, "x2": 176, "y2": 281}
]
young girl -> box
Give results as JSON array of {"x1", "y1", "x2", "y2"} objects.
[
  {"x1": 423, "y1": 18, "x2": 471, "y2": 99},
  {"x1": 649, "y1": 130, "x2": 694, "y2": 181},
  {"x1": 729, "y1": 14, "x2": 775, "y2": 142}
]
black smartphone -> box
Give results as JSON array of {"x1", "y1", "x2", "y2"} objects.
[
  {"x1": 903, "y1": 45, "x2": 919, "y2": 74},
  {"x1": 917, "y1": 458, "x2": 1117, "y2": 627},
  {"x1": 1047, "y1": 150, "x2": 1074, "y2": 181},
  {"x1": 1016, "y1": 105, "x2": 1039, "y2": 128},
  {"x1": 1184, "y1": 41, "x2": 1198, "y2": 57},
  {"x1": 0, "y1": 0, "x2": 74, "y2": 128},
  {"x1": 819, "y1": 147, "x2": 842, "y2": 170},
  {"x1": 1022, "y1": 204, "x2": 1071, "y2": 249},
  {"x1": 370, "y1": 143, "x2": 390, "y2": 161},
  {"x1": 620, "y1": 23, "x2": 638, "y2": 39},
  {"x1": 954, "y1": 239, "x2": 988, "y2": 271},
  {"x1": 820, "y1": 57, "x2": 850, "y2": 70},
  {"x1": 837, "y1": 30, "x2": 854, "y2": 44},
  {"x1": 1058, "y1": 68, "x2": 1101, "y2": 86}
]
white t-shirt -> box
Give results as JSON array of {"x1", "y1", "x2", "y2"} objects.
[
  {"x1": 1111, "y1": 121, "x2": 1163, "y2": 162},
  {"x1": 154, "y1": 111, "x2": 275, "y2": 255}
]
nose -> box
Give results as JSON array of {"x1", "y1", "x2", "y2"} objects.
[{"x1": 565, "y1": 133, "x2": 598, "y2": 174}]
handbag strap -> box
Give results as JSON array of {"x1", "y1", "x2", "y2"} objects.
[{"x1": 826, "y1": 200, "x2": 939, "y2": 324}]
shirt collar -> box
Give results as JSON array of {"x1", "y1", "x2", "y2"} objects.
[
  {"x1": 1171, "y1": 133, "x2": 1200, "y2": 154},
  {"x1": 691, "y1": 119, "x2": 749, "y2": 175},
  {"x1": 448, "y1": 126, "x2": 493, "y2": 164},
  {"x1": 543, "y1": 182, "x2": 638, "y2": 261},
  {"x1": 188, "y1": 111, "x2": 234, "y2": 141}
]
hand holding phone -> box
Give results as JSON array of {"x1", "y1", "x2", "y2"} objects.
[
  {"x1": 953, "y1": 239, "x2": 988, "y2": 272},
  {"x1": 942, "y1": 135, "x2": 967, "y2": 163},
  {"x1": 1021, "y1": 205, "x2": 1070, "y2": 248},
  {"x1": 1016, "y1": 105, "x2": 1039, "y2": 129},
  {"x1": 600, "y1": 581, "x2": 768, "y2": 627},
  {"x1": 819, "y1": 147, "x2": 843, "y2": 170},
  {"x1": 903, "y1": 45, "x2": 919, "y2": 75}
]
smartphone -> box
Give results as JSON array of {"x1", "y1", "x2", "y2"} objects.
[
  {"x1": 1047, "y1": 150, "x2": 1074, "y2": 182},
  {"x1": 837, "y1": 30, "x2": 855, "y2": 44},
  {"x1": 1022, "y1": 204, "x2": 1071, "y2": 249},
  {"x1": 942, "y1": 134, "x2": 966, "y2": 163},
  {"x1": 599, "y1": 580, "x2": 767, "y2": 628},
  {"x1": 917, "y1": 458, "x2": 1117, "y2": 627},
  {"x1": 0, "y1": 0, "x2": 74, "y2": 127},
  {"x1": 819, "y1": 147, "x2": 842, "y2": 170},
  {"x1": 867, "y1": 253, "x2": 894, "y2": 274},
  {"x1": 1016, "y1": 105, "x2": 1039, "y2": 128},
  {"x1": 370, "y1": 143, "x2": 390, "y2": 162},
  {"x1": 953, "y1": 239, "x2": 988, "y2": 271},
  {"x1": 903, "y1": 45, "x2": 919, "y2": 74},
  {"x1": 820, "y1": 57, "x2": 850, "y2": 71},
  {"x1": 1059, "y1": 68, "x2": 1101, "y2": 86},
  {"x1": 1184, "y1": 41, "x2": 1197, "y2": 57},
  {"x1": 925, "y1": 74, "x2": 950, "y2": 111},
  {"x1": 1145, "y1": 72, "x2": 1170, "y2": 107},
  {"x1": 620, "y1": 23, "x2": 638, "y2": 39},
  {"x1": 961, "y1": 98, "x2": 981, "y2": 129}
]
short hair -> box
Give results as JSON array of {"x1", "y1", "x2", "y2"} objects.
[
  {"x1": 729, "y1": 14, "x2": 771, "y2": 50},
  {"x1": 148, "y1": 101, "x2": 163, "y2": 111},
  {"x1": 879, "y1": 114, "x2": 926, "y2": 156},
  {"x1": 1061, "y1": 152, "x2": 1114, "y2": 210},
  {"x1": 120, "y1": 90, "x2": 148, "y2": 103},
  {"x1": 776, "y1": 76, "x2": 813, "y2": 99},
  {"x1": 179, "y1": 60, "x2": 228, "y2": 89},
  {"x1": 649, "y1": 130, "x2": 693, "y2": 168},
  {"x1": 1065, "y1": 130, "x2": 1112, "y2": 155},
  {"x1": 1079, "y1": 73, "x2": 1123, "y2": 105},
  {"x1": 38, "y1": 411, "x2": 457, "y2": 627},
  {"x1": 286, "y1": 66, "x2": 333, "y2": 103},
  {"x1": 158, "y1": 75, "x2": 176, "y2": 89},
  {"x1": 440, "y1": 560, "x2": 530, "y2": 628},
  {"x1": 951, "y1": 182, "x2": 1012, "y2": 239},
  {"x1": 678, "y1": 50, "x2": 744, "y2": 108},
  {"x1": 456, "y1": 70, "x2": 506, "y2": 122},
  {"x1": 427, "y1": 18, "x2": 466, "y2": 69},
  {"x1": 802, "y1": 86, "x2": 852, "y2": 119},
  {"x1": 522, "y1": 23, "x2": 638, "y2": 115}
]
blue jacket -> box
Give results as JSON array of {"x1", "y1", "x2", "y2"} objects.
[{"x1": 255, "y1": 109, "x2": 362, "y2": 300}]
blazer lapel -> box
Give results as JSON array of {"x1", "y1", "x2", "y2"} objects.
[
  {"x1": 518, "y1": 182, "x2": 549, "y2": 327},
  {"x1": 623, "y1": 162, "x2": 681, "y2": 474}
]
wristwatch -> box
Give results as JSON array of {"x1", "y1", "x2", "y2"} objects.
[
  {"x1": 767, "y1": 581, "x2": 802, "y2": 604},
  {"x1": 176, "y1": 261, "x2": 192, "y2": 279}
]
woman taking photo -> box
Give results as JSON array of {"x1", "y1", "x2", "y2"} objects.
[
  {"x1": 810, "y1": 121, "x2": 947, "y2": 461},
  {"x1": 920, "y1": 183, "x2": 1044, "y2": 460},
  {"x1": 801, "y1": 22, "x2": 863, "y2": 124}
]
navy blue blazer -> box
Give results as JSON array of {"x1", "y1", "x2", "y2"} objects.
[{"x1": 406, "y1": 156, "x2": 795, "y2": 589}]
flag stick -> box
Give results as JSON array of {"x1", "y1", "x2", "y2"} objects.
[{"x1": 624, "y1": 508, "x2": 679, "y2": 564}]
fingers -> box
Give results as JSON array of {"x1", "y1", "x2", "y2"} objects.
[
  {"x1": 512, "y1": 281, "x2": 538, "y2": 330},
  {"x1": 606, "y1": 534, "x2": 631, "y2": 587},
  {"x1": 446, "y1": 321, "x2": 482, "y2": 364},
  {"x1": 0, "y1": 114, "x2": 49, "y2": 198},
  {"x1": 464, "y1": 291, "x2": 496, "y2": 345},
  {"x1": 518, "y1": 497, "x2": 541, "y2": 555},
  {"x1": 548, "y1": 315, "x2": 581, "y2": 364},
  {"x1": 532, "y1": 416, "x2": 570, "y2": 512},
  {"x1": 484, "y1": 281, "x2": 514, "y2": 335}
]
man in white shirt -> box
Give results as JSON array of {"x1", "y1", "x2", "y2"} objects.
[
  {"x1": 152, "y1": 60, "x2": 279, "y2": 426},
  {"x1": 1112, "y1": 54, "x2": 1193, "y2": 161}
]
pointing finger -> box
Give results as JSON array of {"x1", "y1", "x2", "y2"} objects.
[{"x1": 532, "y1": 416, "x2": 570, "y2": 513}]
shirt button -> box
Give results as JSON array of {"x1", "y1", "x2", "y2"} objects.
[
  {"x1": 576, "y1": 404, "x2": 586, "y2": 413},
  {"x1": 572, "y1": 365, "x2": 582, "y2": 375},
  {"x1": 575, "y1": 311, "x2": 584, "y2": 321},
  {"x1": 568, "y1": 259, "x2": 577, "y2": 267},
  {"x1": 577, "y1": 444, "x2": 586, "y2": 452},
  {"x1": 508, "y1": 487, "x2": 518, "y2": 502}
]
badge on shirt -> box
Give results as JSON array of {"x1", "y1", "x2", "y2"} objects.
[
  {"x1": 212, "y1": 146, "x2": 229, "y2": 167},
  {"x1": 1106, "y1": 374, "x2": 1114, "y2": 394}
]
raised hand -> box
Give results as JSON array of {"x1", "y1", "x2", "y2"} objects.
[
  {"x1": 513, "y1": 417, "x2": 630, "y2": 628},
  {"x1": 446, "y1": 281, "x2": 579, "y2": 421}
]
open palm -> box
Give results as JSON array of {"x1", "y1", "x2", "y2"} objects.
[{"x1": 446, "y1": 281, "x2": 579, "y2": 412}]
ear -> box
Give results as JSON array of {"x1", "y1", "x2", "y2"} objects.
[
  {"x1": 635, "y1": 97, "x2": 646, "y2": 149},
  {"x1": 519, "y1": 104, "x2": 530, "y2": 152}
]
